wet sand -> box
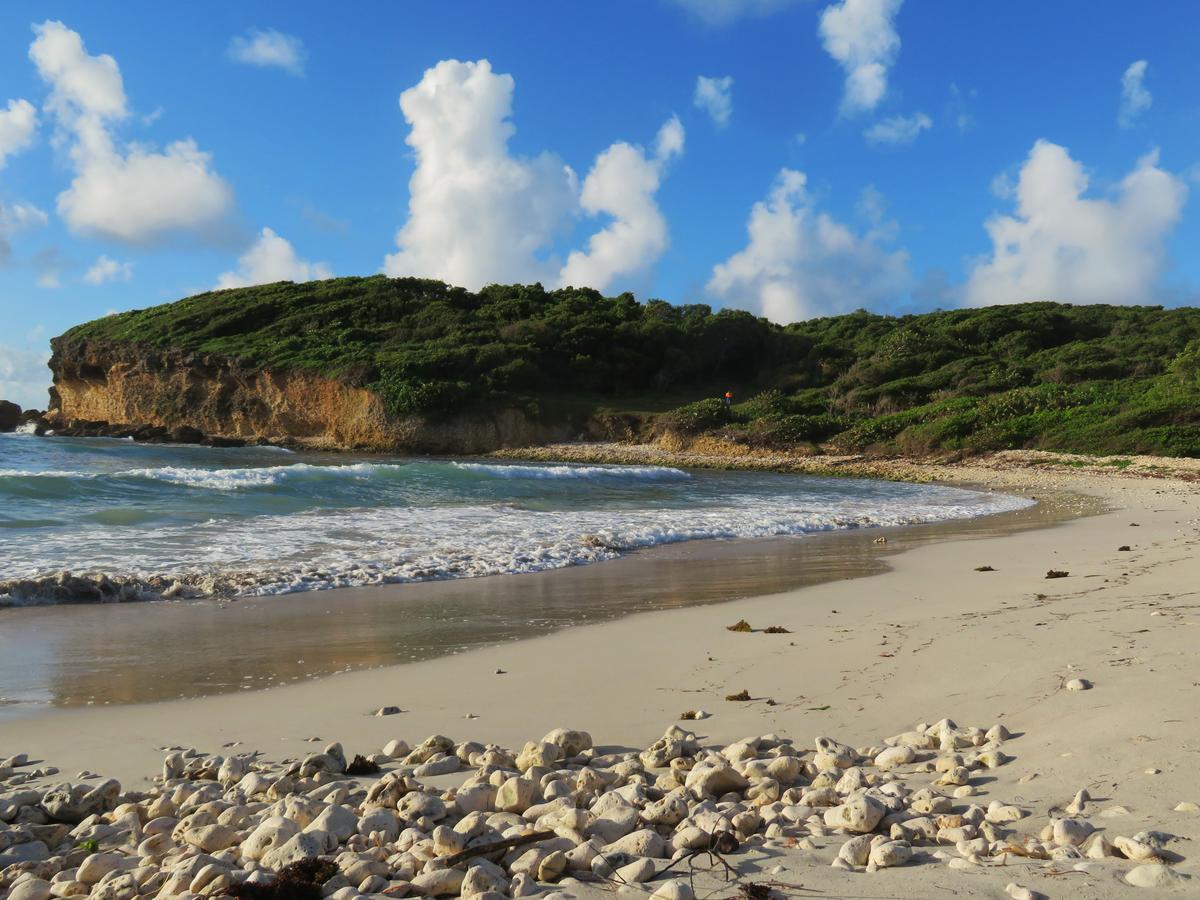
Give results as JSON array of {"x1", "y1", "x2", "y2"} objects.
[{"x1": 0, "y1": 482, "x2": 1086, "y2": 715}]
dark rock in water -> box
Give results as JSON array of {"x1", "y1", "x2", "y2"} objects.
[
  {"x1": 170, "y1": 425, "x2": 207, "y2": 444},
  {"x1": 0, "y1": 399, "x2": 20, "y2": 431},
  {"x1": 17, "y1": 408, "x2": 49, "y2": 435},
  {"x1": 207, "y1": 435, "x2": 247, "y2": 448}
]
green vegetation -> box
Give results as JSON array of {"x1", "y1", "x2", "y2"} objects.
[{"x1": 63, "y1": 276, "x2": 1200, "y2": 457}]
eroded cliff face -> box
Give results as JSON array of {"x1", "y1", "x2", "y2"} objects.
[{"x1": 47, "y1": 337, "x2": 583, "y2": 453}]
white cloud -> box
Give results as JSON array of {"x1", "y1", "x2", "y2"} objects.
[
  {"x1": 0, "y1": 98, "x2": 38, "y2": 167},
  {"x1": 558, "y1": 117, "x2": 684, "y2": 292},
  {"x1": 384, "y1": 59, "x2": 578, "y2": 290},
  {"x1": 1118, "y1": 59, "x2": 1151, "y2": 129},
  {"x1": 385, "y1": 59, "x2": 689, "y2": 293},
  {"x1": 864, "y1": 111, "x2": 929, "y2": 145},
  {"x1": 965, "y1": 140, "x2": 1187, "y2": 307},
  {"x1": 227, "y1": 28, "x2": 306, "y2": 76},
  {"x1": 0, "y1": 201, "x2": 49, "y2": 264},
  {"x1": 216, "y1": 227, "x2": 332, "y2": 289},
  {"x1": 30, "y1": 20, "x2": 235, "y2": 245},
  {"x1": 707, "y1": 168, "x2": 912, "y2": 322},
  {"x1": 83, "y1": 254, "x2": 133, "y2": 285},
  {"x1": 693, "y1": 75, "x2": 734, "y2": 127},
  {"x1": 665, "y1": 0, "x2": 799, "y2": 26},
  {"x1": 0, "y1": 342, "x2": 52, "y2": 410},
  {"x1": 818, "y1": 0, "x2": 902, "y2": 115}
]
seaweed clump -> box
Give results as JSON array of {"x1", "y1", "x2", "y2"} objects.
[
  {"x1": 229, "y1": 858, "x2": 338, "y2": 900},
  {"x1": 726, "y1": 619, "x2": 752, "y2": 632},
  {"x1": 345, "y1": 754, "x2": 381, "y2": 776}
]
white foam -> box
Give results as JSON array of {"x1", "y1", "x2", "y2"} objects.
[
  {"x1": 0, "y1": 462, "x2": 398, "y2": 489},
  {"x1": 0, "y1": 482, "x2": 1034, "y2": 601},
  {"x1": 127, "y1": 462, "x2": 386, "y2": 490}
]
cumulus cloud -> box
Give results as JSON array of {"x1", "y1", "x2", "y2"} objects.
[
  {"x1": 0, "y1": 342, "x2": 52, "y2": 410},
  {"x1": 1118, "y1": 59, "x2": 1151, "y2": 129},
  {"x1": 864, "y1": 111, "x2": 929, "y2": 145},
  {"x1": 707, "y1": 168, "x2": 912, "y2": 322},
  {"x1": 227, "y1": 28, "x2": 306, "y2": 76},
  {"x1": 694, "y1": 75, "x2": 734, "y2": 127},
  {"x1": 83, "y1": 254, "x2": 133, "y2": 285},
  {"x1": 216, "y1": 227, "x2": 331, "y2": 289},
  {"x1": 0, "y1": 201, "x2": 49, "y2": 265},
  {"x1": 557, "y1": 117, "x2": 684, "y2": 292},
  {"x1": 665, "y1": 0, "x2": 799, "y2": 26},
  {"x1": 384, "y1": 59, "x2": 579, "y2": 290},
  {"x1": 0, "y1": 98, "x2": 38, "y2": 167},
  {"x1": 818, "y1": 0, "x2": 902, "y2": 115},
  {"x1": 30, "y1": 20, "x2": 235, "y2": 245},
  {"x1": 965, "y1": 140, "x2": 1187, "y2": 307},
  {"x1": 385, "y1": 59, "x2": 689, "y2": 293}
]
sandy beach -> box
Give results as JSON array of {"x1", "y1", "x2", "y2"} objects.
[{"x1": 2, "y1": 452, "x2": 1198, "y2": 897}]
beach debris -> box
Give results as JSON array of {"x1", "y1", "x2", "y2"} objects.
[
  {"x1": 873, "y1": 536, "x2": 887, "y2": 543},
  {"x1": 679, "y1": 709, "x2": 710, "y2": 720},
  {"x1": 495, "y1": 668, "x2": 507, "y2": 674},
  {"x1": 975, "y1": 565, "x2": 996, "y2": 571},
  {"x1": 1045, "y1": 570, "x2": 1070, "y2": 578},
  {"x1": 373, "y1": 706, "x2": 401, "y2": 716},
  {"x1": 725, "y1": 689, "x2": 752, "y2": 701},
  {"x1": 0, "y1": 719, "x2": 1191, "y2": 900},
  {"x1": 1175, "y1": 801, "x2": 1199, "y2": 813},
  {"x1": 1065, "y1": 678, "x2": 1091, "y2": 692},
  {"x1": 763, "y1": 625, "x2": 791, "y2": 634},
  {"x1": 344, "y1": 754, "x2": 380, "y2": 776},
  {"x1": 1118, "y1": 545, "x2": 1131, "y2": 551},
  {"x1": 726, "y1": 619, "x2": 753, "y2": 632}
]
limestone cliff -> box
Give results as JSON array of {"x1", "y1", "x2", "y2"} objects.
[{"x1": 46, "y1": 337, "x2": 592, "y2": 453}]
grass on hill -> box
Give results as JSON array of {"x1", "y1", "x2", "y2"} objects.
[{"x1": 62, "y1": 276, "x2": 1200, "y2": 457}]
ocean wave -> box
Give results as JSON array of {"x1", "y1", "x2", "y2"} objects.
[
  {"x1": 0, "y1": 462, "x2": 396, "y2": 491},
  {"x1": 126, "y1": 462, "x2": 387, "y2": 490},
  {"x1": 452, "y1": 462, "x2": 691, "y2": 481},
  {"x1": 0, "y1": 487, "x2": 1035, "y2": 606},
  {"x1": 0, "y1": 460, "x2": 691, "y2": 492}
]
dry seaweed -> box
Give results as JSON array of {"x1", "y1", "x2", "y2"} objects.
[
  {"x1": 763, "y1": 625, "x2": 791, "y2": 634},
  {"x1": 725, "y1": 689, "x2": 751, "y2": 701},
  {"x1": 229, "y1": 858, "x2": 338, "y2": 900},
  {"x1": 975, "y1": 565, "x2": 995, "y2": 571},
  {"x1": 1045, "y1": 569, "x2": 1070, "y2": 579},
  {"x1": 726, "y1": 619, "x2": 753, "y2": 632},
  {"x1": 344, "y1": 754, "x2": 381, "y2": 776}
]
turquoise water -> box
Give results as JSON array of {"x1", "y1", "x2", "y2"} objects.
[{"x1": 0, "y1": 433, "x2": 1034, "y2": 604}]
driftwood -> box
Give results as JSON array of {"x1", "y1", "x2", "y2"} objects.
[{"x1": 442, "y1": 829, "x2": 556, "y2": 867}]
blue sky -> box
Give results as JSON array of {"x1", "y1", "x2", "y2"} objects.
[{"x1": 1, "y1": 0, "x2": 1198, "y2": 407}]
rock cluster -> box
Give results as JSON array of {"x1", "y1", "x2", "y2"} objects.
[{"x1": 0, "y1": 721, "x2": 1190, "y2": 899}]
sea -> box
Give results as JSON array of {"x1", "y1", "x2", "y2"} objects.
[{"x1": 0, "y1": 431, "x2": 1035, "y2": 607}]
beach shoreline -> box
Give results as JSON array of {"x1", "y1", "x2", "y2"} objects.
[{"x1": 3, "y1": 452, "x2": 1198, "y2": 896}]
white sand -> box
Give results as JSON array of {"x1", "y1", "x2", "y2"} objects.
[{"x1": 7, "y1": 461, "x2": 1200, "y2": 896}]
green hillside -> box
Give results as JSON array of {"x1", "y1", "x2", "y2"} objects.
[{"x1": 62, "y1": 276, "x2": 1200, "y2": 457}]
